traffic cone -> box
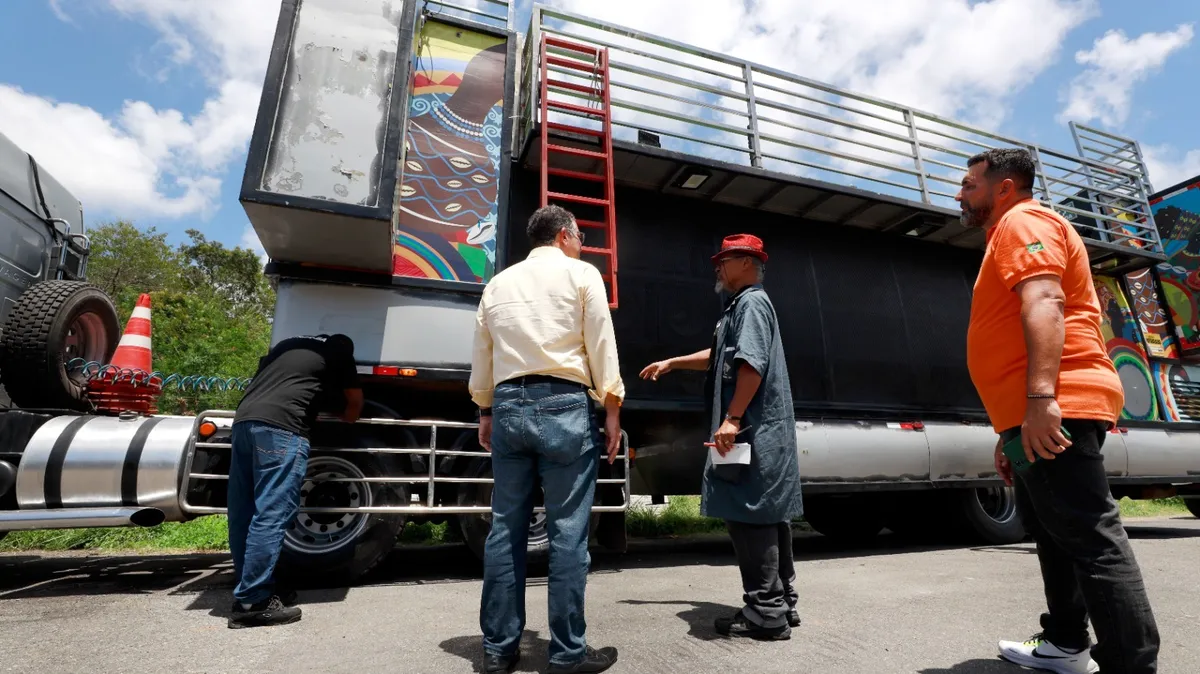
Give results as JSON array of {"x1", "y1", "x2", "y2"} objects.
[
  {"x1": 110, "y1": 293, "x2": 153, "y2": 372},
  {"x1": 87, "y1": 292, "x2": 160, "y2": 415}
]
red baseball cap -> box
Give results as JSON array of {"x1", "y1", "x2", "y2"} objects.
[{"x1": 712, "y1": 233, "x2": 768, "y2": 263}]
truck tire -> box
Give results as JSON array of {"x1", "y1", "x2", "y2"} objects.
[
  {"x1": 457, "y1": 461, "x2": 552, "y2": 564},
  {"x1": 1182, "y1": 496, "x2": 1200, "y2": 519},
  {"x1": 277, "y1": 453, "x2": 407, "y2": 586},
  {"x1": 802, "y1": 494, "x2": 886, "y2": 543},
  {"x1": 952, "y1": 486, "x2": 1026, "y2": 545},
  {"x1": 0, "y1": 281, "x2": 119, "y2": 411}
]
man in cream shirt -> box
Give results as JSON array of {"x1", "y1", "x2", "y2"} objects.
[{"x1": 470, "y1": 204, "x2": 624, "y2": 674}]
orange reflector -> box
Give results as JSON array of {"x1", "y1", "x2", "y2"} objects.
[
  {"x1": 628, "y1": 447, "x2": 636, "y2": 460},
  {"x1": 198, "y1": 421, "x2": 217, "y2": 439},
  {"x1": 372, "y1": 366, "x2": 418, "y2": 377}
]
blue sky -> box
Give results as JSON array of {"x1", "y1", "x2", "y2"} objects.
[{"x1": 0, "y1": 0, "x2": 1196, "y2": 256}]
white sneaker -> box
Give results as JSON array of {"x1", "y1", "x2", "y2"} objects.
[{"x1": 998, "y1": 633, "x2": 1099, "y2": 673}]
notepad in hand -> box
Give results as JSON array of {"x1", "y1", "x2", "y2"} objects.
[{"x1": 710, "y1": 442, "x2": 751, "y2": 465}]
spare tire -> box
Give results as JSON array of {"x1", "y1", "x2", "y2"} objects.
[{"x1": 0, "y1": 281, "x2": 119, "y2": 411}]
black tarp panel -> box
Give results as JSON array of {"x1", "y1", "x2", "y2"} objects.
[{"x1": 506, "y1": 169, "x2": 986, "y2": 417}]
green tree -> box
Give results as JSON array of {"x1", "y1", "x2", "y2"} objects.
[
  {"x1": 179, "y1": 229, "x2": 274, "y2": 317},
  {"x1": 84, "y1": 221, "x2": 275, "y2": 413},
  {"x1": 85, "y1": 221, "x2": 184, "y2": 306}
]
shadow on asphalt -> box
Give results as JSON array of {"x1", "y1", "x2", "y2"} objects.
[
  {"x1": 619, "y1": 599, "x2": 740, "y2": 642},
  {"x1": 439, "y1": 630, "x2": 550, "y2": 673},
  {"x1": 918, "y1": 659, "x2": 1012, "y2": 673},
  {"x1": 1, "y1": 518, "x2": 1193, "y2": 609}
]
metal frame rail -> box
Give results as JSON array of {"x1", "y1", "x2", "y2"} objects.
[
  {"x1": 515, "y1": 4, "x2": 1164, "y2": 256},
  {"x1": 180, "y1": 411, "x2": 632, "y2": 516},
  {"x1": 416, "y1": 0, "x2": 512, "y2": 30}
]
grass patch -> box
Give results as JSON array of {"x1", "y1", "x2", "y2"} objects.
[
  {"x1": 626, "y1": 495, "x2": 726, "y2": 538},
  {"x1": 0, "y1": 515, "x2": 230, "y2": 552},
  {"x1": 1118, "y1": 496, "x2": 1191, "y2": 519},
  {"x1": 397, "y1": 520, "x2": 462, "y2": 545}
]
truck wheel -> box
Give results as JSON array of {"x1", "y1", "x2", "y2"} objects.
[
  {"x1": 277, "y1": 454, "x2": 406, "y2": 586},
  {"x1": 1182, "y1": 496, "x2": 1200, "y2": 519},
  {"x1": 0, "y1": 281, "x2": 118, "y2": 411},
  {"x1": 802, "y1": 494, "x2": 886, "y2": 543},
  {"x1": 952, "y1": 486, "x2": 1026, "y2": 545},
  {"x1": 457, "y1": 462, "x2": 552, "y2": 564},
  {"x1": 456, "y1": 463, "x2": 602, "y2": 567}
]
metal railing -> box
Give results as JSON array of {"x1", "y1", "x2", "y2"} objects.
[
  {"x1": 179, "y1": 411, "x2": 631, "y2": 516},
  {"x1": 517, "y1": 4, "x2": 1164, "y2": 256},
  {"x1": 417, "y1": 0, "x2": 511, "y2": 30}
]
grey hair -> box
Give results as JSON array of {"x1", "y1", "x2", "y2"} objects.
[{"x1": 751, "y1": 258, "x2": 765, "y2": 282}]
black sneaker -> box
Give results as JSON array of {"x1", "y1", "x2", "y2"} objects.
[
  {"x1": 228, "y1": 595, "x2": 302, "y2": 629},
  {"x1": 546, "y1": 646, "x2": 619, "y2": 673},
  {"x1": 484, "y1": 652, "x2": 520, "y2": 674},
  {"x1": 278, "y1": 587, "x2": 298, "y2": 607},
  {"x1": 714, "y1": 610, "x2": 791, "y2": 641},
  {"x1": 787, "y1": 609, "x2": 801, "y2": 627}
]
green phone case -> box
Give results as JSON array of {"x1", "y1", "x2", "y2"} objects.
[{"x1": 1002, "y1": 426, "x2": 1073, "y2": 472}]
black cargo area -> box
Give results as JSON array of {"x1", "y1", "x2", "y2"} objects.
[{"x1": 506, "y1": 166, "x2": 987, "y2": 419}]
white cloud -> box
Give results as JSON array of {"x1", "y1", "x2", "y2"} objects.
[
  {"x1": 1143, "y1": 144, "x2": 1200, "y2": 192},
  {"x1": 0, "y1": 0, "x2": 279, "y2": 220},
  {"x1": 1059, "y1": 24, "x2": 1194, "y2": 127}
]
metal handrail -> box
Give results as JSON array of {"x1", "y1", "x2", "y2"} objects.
[
  {"x1": 179, "y1": 411, "x2": 632, "y2": 516},
  {"x1": 419, "y1": 0, "x2": 511, "y2": 29},
  {"x1": 523, "y1": 4, "x2": 1165, "y2": 256}
]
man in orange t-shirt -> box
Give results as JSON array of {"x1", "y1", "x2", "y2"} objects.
[{"x1": 960, "y1": 148, "x2": 1158, "y2": 674}]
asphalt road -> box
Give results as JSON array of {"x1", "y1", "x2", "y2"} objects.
[{"x1": 2, "y1": 518, "x2": 1199, "y2": 674}]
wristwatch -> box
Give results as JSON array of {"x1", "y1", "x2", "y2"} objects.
[
  {"x1": 725, "y1": 414, "x2": 742, "y2": 423},
  {"x1": 478, "y1": 407, "x2": 492, "y2": 419}
]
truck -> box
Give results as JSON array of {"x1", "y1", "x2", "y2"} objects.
[{"x1": 0, "y1": 0, "x2": 1197, "y2": 582}]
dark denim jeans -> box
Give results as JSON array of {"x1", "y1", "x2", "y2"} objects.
[
  {"x1": 1005, "y1": 418, "x2": 1160, "y2": 674},
  {"x1": 480, "y1": 379, "x2": 600, "y2": 666},
  {"x1": 228, "y1": 420, "x2": 310, "y2": 605},
  {"x1": 726, "y1": 520, "x2": 798, "y2": 628}
]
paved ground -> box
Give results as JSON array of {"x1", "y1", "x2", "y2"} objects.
[{"x1": 2, "y1": 518, "x2": 1198, "y2": 674}]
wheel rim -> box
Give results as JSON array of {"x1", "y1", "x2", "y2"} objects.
[
  {"x1": 480, "y1": 483, "x2": 550, "y2": 549},
  {"x1": 63, "y1": 311, "x2": 108, "y2": 379},
  {"x1": 973, "y1": 486, "x2": 1017, "y2": 524},
  {"x1": 285, "y1": 456, "x2": 372, "y2": 556}
]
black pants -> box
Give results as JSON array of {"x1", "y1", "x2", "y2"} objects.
[
  {"x1": 1004, "y1": 418, "x2": 1160, "y2": 674},
  {"x1": 725, "y1": 520, "x2": 798, "y2": 629}
]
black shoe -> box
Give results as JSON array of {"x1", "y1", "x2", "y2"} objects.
[
  {"x1": 484, "y1": 652, "x2": 520, "y2": 674},
  {"x1": 227, "y1": 595, "x2": 302, "y2": 629},
  {"x1": 714, "y1": 610, "x2": 791, "y2": 641},
  {"x1": 278, "y1": 587, "x2": 298, "y2": 607},
  {"x1": 787, "y1": 609, "x2": 801, "y2": 627},
  {"x1": 546, "y1": 646, "x2": 619, "y2": 673}
]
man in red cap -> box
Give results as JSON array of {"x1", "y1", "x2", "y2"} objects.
[{"x1": 640, "y1": 234, "x2": 804, "y2": 641}]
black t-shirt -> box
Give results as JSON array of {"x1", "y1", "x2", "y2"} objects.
[{"x1": 234, "y1": 336, "x2": 360, "y2": 437}]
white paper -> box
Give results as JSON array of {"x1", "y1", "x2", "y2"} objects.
[{"x1": 710, "y1": 442, "x2": 751, "y2": 465}]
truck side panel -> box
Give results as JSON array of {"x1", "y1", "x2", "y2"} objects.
[{"x1": 270, "y1": 279, "x2": 478, "y2": 372}]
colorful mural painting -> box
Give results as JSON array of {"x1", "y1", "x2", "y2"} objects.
[
  {"x1": 1152, "y1": 362, "x2": 1200, "y2": 423},
  {"x1": 1094, "y1": 277, "x2": 1159, "y2": 421},
  {"x1": 393, "y1": 20, "x2": 507, "y2": 284},
  {"x1": 1149, "y1": 179, "x2": 1200, "y2": 354},
  {"x1": 1125, "y1": 269, "x2": 1179, "y2": 359}
]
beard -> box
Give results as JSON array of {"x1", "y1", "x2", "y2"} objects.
[
  {"x1": 715, "y1": 279, "x2": 729, "y2": 294},
  {"x1": 960, "y1": 200, "x2": 992, "y2": 228}
]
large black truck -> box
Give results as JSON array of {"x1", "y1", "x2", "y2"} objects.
[{"x1": 0, "y1": 0, "x2": 1197, "y2": 582}]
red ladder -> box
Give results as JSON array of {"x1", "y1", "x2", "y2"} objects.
[{"x1": 539, "y1": 34, "x2": 619, "y2": 309}]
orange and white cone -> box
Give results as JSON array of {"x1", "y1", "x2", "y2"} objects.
[{"x1": 110, "y1": 293, "x2": 153, "y2": 373}]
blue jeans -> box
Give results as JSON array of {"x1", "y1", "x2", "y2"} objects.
[
  {"x1": 481, "y1": 380, "x2": 600, "y2": 666},
  {"x1": 227, "y1": 420, "x2": 310, "y2": 605}
]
